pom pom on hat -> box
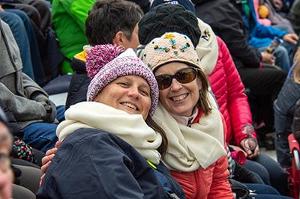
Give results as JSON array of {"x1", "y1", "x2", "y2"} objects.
[{"x1": 86, "y1": 44, "x2": 125, "y2": 78}]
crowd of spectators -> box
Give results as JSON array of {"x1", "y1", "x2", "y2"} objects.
[{"x1": 0, "y1": 0, "x2": 300, "y2": 198}]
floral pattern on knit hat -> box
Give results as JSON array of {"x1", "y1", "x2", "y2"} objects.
[
  {"x1": 141, "y1": 32, "x2": 202, "y2": 72},
  {"x1": 86, "y1": 45, "x2": 159, "y2": 116}
]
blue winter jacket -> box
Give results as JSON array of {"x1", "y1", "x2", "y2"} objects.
[
  {"x1": 242, "y1": 0, "x2": 287, "y2": 48},
  {"x1": 37, "y1": 128, "x2": 184, "y2": 199}
]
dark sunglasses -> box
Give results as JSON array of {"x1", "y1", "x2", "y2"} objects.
[{"x1": 155, "y1": 67, "x2": 199, "y2": 90}]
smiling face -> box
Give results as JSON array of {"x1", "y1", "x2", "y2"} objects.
[
  {"x1": 155, "y1": 62, "x2": 201, "y2": 117},
  {"x1": 94, "y1": 75, "x2": 151, "y2": 119}
]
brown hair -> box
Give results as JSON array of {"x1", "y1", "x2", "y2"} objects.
[
  {"x1": 86, "y1": 0, "x2": 143, "y2": 45},
  {"x1": 153, "y1": 63, "x2": 212, "y2": 115},
  {"x1": 196, "y1": 68, "x2": 212, "y2": 115},
  {"x1": 146, "y1": 117, "x2": 168, "y2": 157},
  {"x1": 293, "y1": 47, "x2": 300, "y2": 84}
]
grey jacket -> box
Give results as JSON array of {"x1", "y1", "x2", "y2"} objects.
[
  {"x1": 0, "y1": 19, "x2": 52, "y2": 132},
  {"x1": 289, "y1": 0, "x2": 300, "y2": 34}
]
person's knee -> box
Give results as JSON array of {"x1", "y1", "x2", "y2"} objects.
[
  {"x1": 275, "y1": 45, "x2": 291, "y2": 71},
  {"x1": 0, "y1": 11, "x2": 24, "y2": 31},
  {"x1": 275, "y1": 45, "x2": 289, "y2": 57},
  {"x1": 23, "y1": 123, "x2": 58, "y2": 152},
  {"x1": 244, "y1": 160, "x2": 270, "y2": 184}
]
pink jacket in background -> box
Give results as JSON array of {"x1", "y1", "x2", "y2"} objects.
[{"x1": 208, "y1": 37, "x2": 256, "y2": 145}]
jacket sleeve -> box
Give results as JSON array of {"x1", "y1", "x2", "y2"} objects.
[
  {"x1": 60, "y1": 0, "x2": 95, "y2": 32},
  {"x1": 22, "y1": 73, "x2": 49, "y2": 99},
  {"x1": 0, "y1": 83, "x2": 46, "y2": 122},
  {"x1": 218, "y1": 38, "x2": 256, "y2": 145},
  {"x1": 255, "y1": 23, "x2": 286, "y2": 38},
  {"x1": 248, "y1": 23, "x2": 287, "y2": 48},
  {"x1": 38, "y1": 132, "x2": 164, "y2": 199},
  {"x1": 207, "y1": 156, "x2": 233, "y2": 199},
  {"x1": 293, "y1": 100, "x2": 300, "y2": 143}
]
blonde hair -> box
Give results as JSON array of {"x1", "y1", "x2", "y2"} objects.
[{"x1": 293, "y1": 47, "x2": 300, "y2": 84}]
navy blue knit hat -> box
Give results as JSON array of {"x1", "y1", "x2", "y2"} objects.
[
  {"x1": 139, "y1": 4, "x2": 200, "y2": 47},
  {"x1": 128, "y1": 0, "x2": 151, "y2": 13},
  {"x1": 151, "y1": 0, "x2": 195, "y2": 13}
]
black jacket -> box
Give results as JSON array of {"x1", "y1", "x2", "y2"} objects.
[
  {"x1": 65, "y1": 58, "x2": 89, "y2": 110},
  {"x1": 37, "y1": 129, "x2": 184, "y2": 199},
  {"x1": 192, "y1": 0, "x2": 262, "y2": 69}
]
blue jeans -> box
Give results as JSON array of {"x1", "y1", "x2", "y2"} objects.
[
  {"x1": 0, "y1": 10, "x2": 34, "y2": 79},
  {"x1": 274, "y1": 45, "x2": 291, "y2": 72},
  {"x1": 6, "y1": 9, "x2": 45, "y2": 85},
  {"x1": 23, "y1": 106, "x2": 65, "y2": 152},
  {"x1": 244, "y1": 154, "x2": 289, "y2": 195},
  {"x1": 274, "y1": 67, "x2": 300, "y2": 167},
  {"x1": 245, "y1": 183, "x2": 292, "y2": 198},
  {"x1": 250, "y1": 194, "x2": 292, "y2": 199},
  {"x1": 246, "y1": 183, "x2": 279, "y2": 194}
]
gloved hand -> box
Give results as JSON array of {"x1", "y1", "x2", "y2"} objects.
[
  {"x1": 41, "y1": 100, "x2": 57, "y2": 123},
  {"x1": 32, "y1": 94, "x2": 57, "y2": 123}
]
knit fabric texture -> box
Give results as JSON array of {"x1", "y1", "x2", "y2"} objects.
[
  {"x1": 142, "y1": 32, "x2": 202, "y2": 72},
  {"x1": 151, "y1": 0, "x2": 196, "y2": 13},
  {"x1": 86, "y1": 45, "x2": 159, "y2": 116},
  {"x1": 139, "y1": 4, "x2": 200, "y2": 47}
]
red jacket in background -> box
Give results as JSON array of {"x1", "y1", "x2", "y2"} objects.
[{"x1": 208, "y1": 37, "x2": 256, "y2": 145}]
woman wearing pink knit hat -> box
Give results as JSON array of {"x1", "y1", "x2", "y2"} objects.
[{"x1": 38, "y1": 44, "x2": 184, "y2": 199}]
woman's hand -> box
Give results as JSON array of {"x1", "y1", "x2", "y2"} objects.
[
  {"x1": 240, "y1": 137, "x2": 259, "y2": 159},
  {"x1": 40, "y1": 141, "x2": 61, "y2": 186},
  {"x1": 261, "y1": 51, "x2": 275, "y2": 65},
  {"x1": 283, "y1": 33, "x2": 299, "y2": 44}
]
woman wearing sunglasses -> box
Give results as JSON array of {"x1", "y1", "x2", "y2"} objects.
[
  {"x1": 141, "y1": 32, "x2": 233, "y2": 199},
  {"x1": 38, "y1": 45, "x2": 185, "y2": 199}
]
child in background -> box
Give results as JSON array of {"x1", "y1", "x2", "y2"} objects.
[
  {"x1": 292, "y1": 48, "x2": 300, "y2": 142},
  {"x1": 274, "y1": 47, "x2": 300, "y2": 168}
]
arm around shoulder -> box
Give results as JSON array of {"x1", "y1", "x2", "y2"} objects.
[{"x1": 38, "y1": 130, "x2": 164, "y2": 199}]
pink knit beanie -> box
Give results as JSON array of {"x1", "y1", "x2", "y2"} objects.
[{"x1": 86, "y1": 44, "x2": 159, "y2": 116}]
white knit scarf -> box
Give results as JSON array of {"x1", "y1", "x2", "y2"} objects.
[
  {"x1": 196, "y1": 18, "x2": 219, "y2": 76},
  {"x1": 153, "y1": 93, "x2": 226, "y2": 171},
  {"x1": 56, "y1": 102, "x2": 162, "y2": 164}
]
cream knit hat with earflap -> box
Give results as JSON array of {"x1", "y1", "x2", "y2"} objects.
[{"x1": 141, "y1": 32, "x2": 202, "y2": 72}]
